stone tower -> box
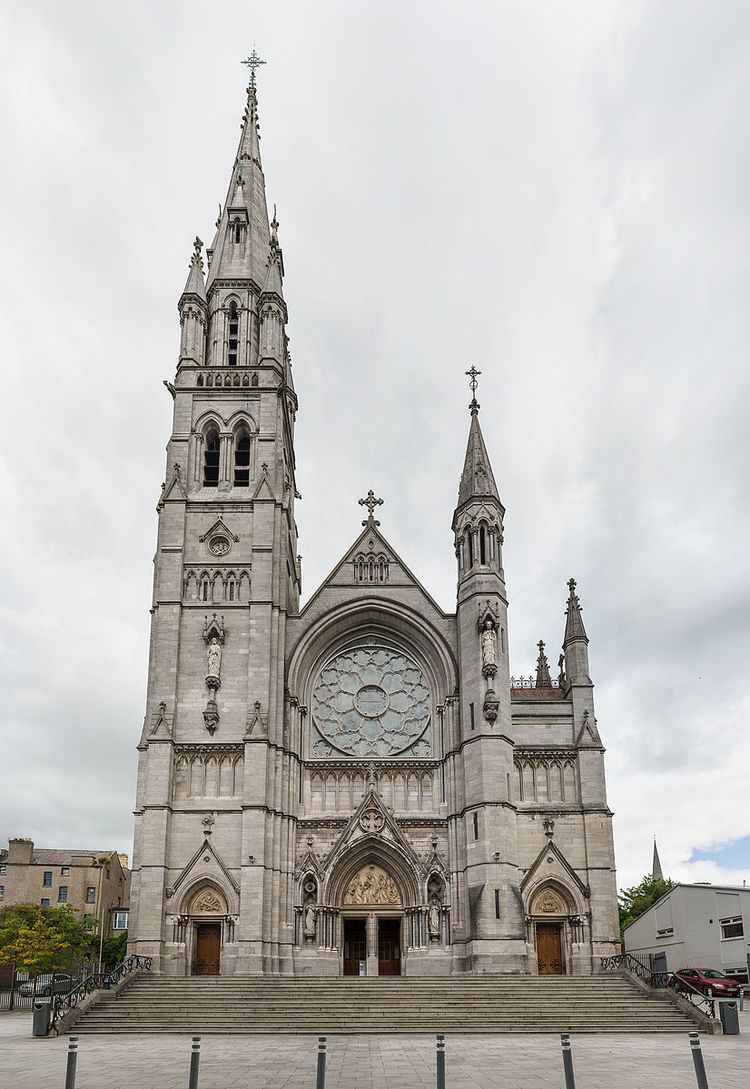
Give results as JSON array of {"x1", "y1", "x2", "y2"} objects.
[{"x1": 129, "y1": 74, "x2": 620, "y2": 978}]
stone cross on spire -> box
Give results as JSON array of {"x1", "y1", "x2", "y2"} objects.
[
  {"x1": 359, "y1": 490, "x2": 383, "y2": 527},
  {"x1": 466, "y1": 365, "x2": 481, "y2": 415},
  {"x1": 241, "y1": 47, "x2": 266, "y2": 90}
]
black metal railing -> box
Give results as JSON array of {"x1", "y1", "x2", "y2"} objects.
[
  {"x1": 599, "y1": 953, "x2": 721, "y2": 1018},
  {"x1": 50, "y1": 955, "x2": 152, "y2": 1029}
]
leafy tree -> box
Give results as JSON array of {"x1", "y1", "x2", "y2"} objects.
[
  {"x1": 619, "y1": 875, "x2": 675, "y2": 934},
  {"x1": 0, "y1": 903, "x2": 96, "y2": 973},
  {"x1": 100, "y1": 931, "x2": 128, "y2": 970}
]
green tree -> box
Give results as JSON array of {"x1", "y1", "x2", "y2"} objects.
[
  {"x1": 100, "y1": 931, "x2": 128, "y2": 970},
  {"x1": 0, "y1": 903, "x2": 96, "y2": 973},
  {"x1": 619, "y1": 874, "x2": 675, "y2": 934}
]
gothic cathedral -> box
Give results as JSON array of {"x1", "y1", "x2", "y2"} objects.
[{"x1": 129, "y1": 74, "x2": 620, "y2": 978}]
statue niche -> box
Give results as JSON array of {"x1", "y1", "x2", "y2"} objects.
[{"x1": 343, "y1": 864, "x2": 401, "y2": 906}]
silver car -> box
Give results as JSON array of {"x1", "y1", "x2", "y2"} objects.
[{"x1": 18, "y1": 973, "x2": 77, "y2": 998}]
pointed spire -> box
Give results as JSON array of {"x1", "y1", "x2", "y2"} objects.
[
  {"x1": 563, "y1": 578, "x2": 588, "y2": 644},
  {"x1": 652, "y1": 838, "x2": 664, "y2": 881},
  {"x1": 180, "y1": 237, "x2": 207, "y2": 304},
  {"x1": 457, "y1": 411, "x2": 501, "y2": 506},
  {"x1": 206, "y1": 71, "x2": 272, "y2": 292},
  {"x1": 535, "y1": 640, "x2": 552, "y2": 687}
]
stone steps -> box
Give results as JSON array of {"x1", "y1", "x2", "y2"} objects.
[{"x1": 73, "y1": 975, "x2": 694, "y2": 1034}]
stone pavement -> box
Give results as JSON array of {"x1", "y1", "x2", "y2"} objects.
[{"x1": 1, "y1": 1011, "x2": 749, "y2": 1089}]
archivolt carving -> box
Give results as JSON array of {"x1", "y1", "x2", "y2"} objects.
[
  {"x1": 189, "y1": 887, "x2": 227, "y2": 914},
  {"x1": 531, "y1": 888, "x2": 567, "y2": 916},
  {"x1": 343, "y1": 864, "x2": 401, "y2": 906}
]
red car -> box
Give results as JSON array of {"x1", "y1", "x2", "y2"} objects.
[{"x1": 672, "y1": 968, "x2": 741, "y2": 997}]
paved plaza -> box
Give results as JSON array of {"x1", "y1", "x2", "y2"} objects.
[{"x1": 2, "y1": 1012, "x2": 750, "y2": 1089}]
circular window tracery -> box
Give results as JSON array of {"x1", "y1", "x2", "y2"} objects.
[{"x1": 311, "y1": 644, "x2": 431, "y2": 758}]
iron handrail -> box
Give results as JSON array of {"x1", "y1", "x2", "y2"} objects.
[
  {"x1": 599, "y1": 954, "x2": 719, "y2": 1018},
  {"x1": 50, "y1": 954, "x2": 152, "y2": 1028}
]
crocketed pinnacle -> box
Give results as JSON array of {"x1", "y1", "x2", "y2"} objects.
[
  {"x1": 535, "y1": 640, "x2": 552, "y2": 687},
  {"x1": 180, "y1": 237, "x2": 207, "y2": 304},
  {"x1": 262, "y1": 207, "x2": 284, "y2": 298},
  {"x1": 457, "y1": 411, "x2": 501, "y2": 507},
  {"x1": 563, "y1": 577, "x2": 589, "y2": 645}
]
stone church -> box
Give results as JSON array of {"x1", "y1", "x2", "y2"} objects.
[{"x1": 128, "y1": 71, "x2": 620, "y2": 978}]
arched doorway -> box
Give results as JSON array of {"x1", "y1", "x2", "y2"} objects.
[
  {"x1": 341, "y1": 863, "x2": 403, "y2": 976},
  {"x1": 186, "y1": 886, "x2": 228, "y2": 976},
  {"x1": 530, "y1": 886, "x2": 570, "y2": 975}
]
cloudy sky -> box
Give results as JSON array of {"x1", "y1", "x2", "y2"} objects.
[{"x1": 1, "y1": 1, "x2": 748, "y2": 892}]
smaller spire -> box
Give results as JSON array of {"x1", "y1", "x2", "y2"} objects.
[
  {"x1": 563, "y1": 578, "x2": 588, "y2": 645},
  {"x1": 535, "y1": 640, "x2": 552, "y2": 687},
  {"x1": 179, "y1": 236, "x2": 206, "y2": 303},
  {"x1": 652, "y1": 838, "x2": 664, "y2": 881}
]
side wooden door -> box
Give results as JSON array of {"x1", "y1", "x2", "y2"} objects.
[
  {"x1": 536, "y1": 923, "x2": 563, "y2": 975},
  {"x1": 343, "y1": 919, "x2": 367, "y2": 976},
  {"x1": 194, "y1": 923, "x2": 221, "y2": 975}
]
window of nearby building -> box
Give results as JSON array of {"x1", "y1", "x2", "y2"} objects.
[
  {"x1": 86, "y1": 887, "x2": 96, "y2": 904},
  {"x1": 0, "y1": 885, "x2": 4, "y2": 901},
  {"x1": 720, "y1": 916, "x2": 744, "y2": 940},
  {"x1": 58, "y1": 886, "x2": 68, "y2": 902},
  {"x1": 41, "y1": 898, "x2": 50, "y2": 907},
  {"x1": 61, "y1": 866, "x2": 70, "y2": 876},
  {"x1": 112, "y1": 910, "x2": 129, "y2": 930},
  {"x1": 43, "y1": 871, "x2": 52, "y2": 887},
  {"x1": 0, "y1": 863, "x2": 6, "y2": 875}
]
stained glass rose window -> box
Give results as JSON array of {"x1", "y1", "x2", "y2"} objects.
[{"x1": 311, "y1": 644, "x2": 431, "y2": 758}]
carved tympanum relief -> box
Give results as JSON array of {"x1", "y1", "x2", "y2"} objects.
[
  {"x1": 343, "y1": 864, "x2": 401, "y2": 906},
  {"x1": 311, "y1": 643, "x2": 431, "y2": 758},
  {"x1": 531, "y1": 888, "x2": 566, "y2": 916},
  {"x1": 189, "y1": 888, "x2": 227, "y2": 914}
]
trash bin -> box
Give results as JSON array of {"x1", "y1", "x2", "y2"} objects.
[
  {"x1": 32, "y1": 1000, "x2": 51, "y2": 1037},
  {"x1": 719, "y1": 1000, "x2": 740, "y2": 1035}
]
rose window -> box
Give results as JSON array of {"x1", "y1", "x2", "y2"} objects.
[{"x1": 311, "y1": 645, "x2": 431, "y2": 758}]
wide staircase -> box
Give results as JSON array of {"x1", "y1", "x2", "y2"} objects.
[{"x1": 74, "y1": 974, "x2": 694, "y2": 1034}]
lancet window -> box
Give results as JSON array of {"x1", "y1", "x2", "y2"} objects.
[
  {"x1": 203, "y1": 428, "x2": 220, "y2": 486},
  {"x1": 234, "y1": 431, "x2": 251, "y2": 487},
  {"x1": 228, "y1": 301, "x2": 239, "y2": 366}
]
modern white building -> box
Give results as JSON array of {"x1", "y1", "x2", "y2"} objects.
[{"x1": 624, "y1": 883, "x2": 750, "y2": 984}]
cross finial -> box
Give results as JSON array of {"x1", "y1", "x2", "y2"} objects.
[
  {"x1": 568, "y1": 577, "x2": 577, "y2": 595},
  {"x1": 466, "y1": 365, "x2": 481, "y2": 415},
  {"x1": 241, "y1": 48, "x2": 266, "y2": 90},
  {"x1": 358, "y1": 490, "x2": 383, "y2": 526}
]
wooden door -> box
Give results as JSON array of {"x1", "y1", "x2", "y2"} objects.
[
  {"x1": 194, "y1": 923, "x2": 221, "y2": 975},
  {"x1": 536, "y1": 923, "x2": 563, "y2": 975},
  {"x1": 377, "y1": 918, "x2": 402, "y2": 976},
  {"x1": 343, "y1": 919, "x2": 367, "y2": 976}
]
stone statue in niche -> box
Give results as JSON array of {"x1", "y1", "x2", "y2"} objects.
[
  {"x1": 303, "y1": 902, "x2": 316, "y2": 941},
  {"x1": 207, "y1": 637, "x2": 222, "y2": 681},
  {"x1": 428, "y1": 897, "x2": 441, "y2": 940},
  {"x1": 480, "y1": 619, "x2": 497, "y2": 675}
]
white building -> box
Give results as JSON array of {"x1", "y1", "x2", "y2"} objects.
[{"x1": 624, "y1": 883, "x2": 750, "y2": 984}]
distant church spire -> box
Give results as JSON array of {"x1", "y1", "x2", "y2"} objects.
[{"x1": 652, "y1": 838, "x2": 664, "y2": 881}]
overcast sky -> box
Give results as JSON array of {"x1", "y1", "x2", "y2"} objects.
[{"x1": 1, "y1": 1, "x2": 748, "y2": 892}]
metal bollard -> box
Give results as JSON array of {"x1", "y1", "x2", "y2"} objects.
[
  {"x1": 316, "y1": 1035, "x2": 327, "y2": 1089},
  {"x1": 436, "y1": 1033, "x2": 446, "y2": 1089},
  {"x1": 689, "y1": 1033, "x2": 710, "y2": 1089},
  {"x1": 64, "y1": 1036, "x2": 78, "y2": 1089},
  {"x1": 188, "y1": 1035, "x2": 201, "y2": 1089},
  {"x1": 740, "y1": 990, "x2": 745, "y2": 1012},
  {"x1": 560, "y1": 1033, "x2": 576, "y2": 1089}
]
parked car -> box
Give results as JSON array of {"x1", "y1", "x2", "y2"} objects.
[
  {"x1": 18, "y1": 973, "x2": 77, "y2": 998},
  {"x1": 671, "y1": 968, "x2": 741, "y2": 997}
]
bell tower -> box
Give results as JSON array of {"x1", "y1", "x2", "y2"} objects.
[{"x1": 129, "y1": 58, "x2": 301, "y2": 976}]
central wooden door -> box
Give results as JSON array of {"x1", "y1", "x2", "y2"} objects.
[
  {"x1": 343, "y1": 918, "x2": 367, "y2": 976},
  {"x1": 193, "y1": 923, "x2": 221, "y2": 975},
  {"x1": 536, "y1": 923, "x2": 563, "y2": 975},
  {"x1": 377, "y1": 918, "x2": 402, "y2": 976}
]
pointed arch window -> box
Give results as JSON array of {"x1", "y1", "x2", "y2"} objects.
[
  {"x1": 203, "y1": 428, "x2": 220, "y2": 486},
  {"x1": 234, "y1": 431, "x2": 251, "y2": 487},
  {"x1": 479, "y1": 525, "x2": 487, "y2": 565},
  {"x1": 228, "y1": 302, "x2": 239, "y2": 366},
  {"x1": 467, "y1": 529, "x2": 475, "y2": 568}
]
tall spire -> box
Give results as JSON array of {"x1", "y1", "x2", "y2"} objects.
[
  {"x1": 206, "y1": 62, "x2": 272, "y2": 291},
  {"x1": 652, "y1": 838, "x2": 664, "y2": 881},
  {"x1": 535, "y1": 640, "x2": 552, "y2": 687}
]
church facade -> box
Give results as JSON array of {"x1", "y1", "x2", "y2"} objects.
[{"x1": 128, "y1": 75, "x2": 620, "y2": 978}]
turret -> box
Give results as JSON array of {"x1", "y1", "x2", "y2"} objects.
[
  {"x1": 258, "y1": 209, "x2": 288, "y2": 377},
  {"x1": 563, "y1": 578, "x2": 591, "y2": 687},
  {"x1": 178, "y1": 237, "x2": 207, "y2": 367}
]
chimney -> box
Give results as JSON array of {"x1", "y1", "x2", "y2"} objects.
[{"x1": 8, "y1": 838, "x2": 34, "y2": 864}]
